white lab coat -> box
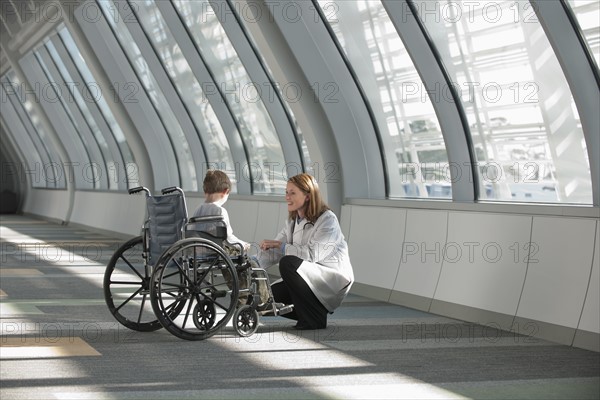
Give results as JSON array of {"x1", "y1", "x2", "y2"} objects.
[{"x1": 259, "y1": 210, "x2": 354, "y2": 312}]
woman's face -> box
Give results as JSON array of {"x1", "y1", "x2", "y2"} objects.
[{"x1": 285, "y1": 181, "x2": 308, "y2": 217}]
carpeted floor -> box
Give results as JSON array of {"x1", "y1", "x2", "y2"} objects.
[{"x1": 1, "y1": 214, "x2": 598, "y2": 400}]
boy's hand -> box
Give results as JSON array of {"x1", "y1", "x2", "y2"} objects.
[{"x1": 260, "y1": 240, "x2": 282, "y2": 251}]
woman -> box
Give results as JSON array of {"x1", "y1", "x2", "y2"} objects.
[{"x1": 259, "y1": 173, "x2": 354, "y2": 330}]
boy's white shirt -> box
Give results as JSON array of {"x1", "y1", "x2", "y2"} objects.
[{"x1": 192, "y1": 198, "x2": 249, "y2": 249}]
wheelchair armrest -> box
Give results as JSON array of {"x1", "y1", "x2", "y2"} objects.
[
  {"x1": 225, "y1": 240, "x2": 245, "y2": 255},
  {"x1": 188, "y1": 215, "x2": 225, "y2": 224},
  {"x1": 187, "y1": 216, "x2": 227, "y2": 242}
]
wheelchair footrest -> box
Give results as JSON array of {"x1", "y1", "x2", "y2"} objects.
[
  {"x1": 277, "y1": 304, "x2": 294, "y2": 315},
  {"x1": 259, "y1": 303, "x2": 294, "y2": 316},
  {"x1": 210, "y1": 290, "x2": 228, "y2": 298}
]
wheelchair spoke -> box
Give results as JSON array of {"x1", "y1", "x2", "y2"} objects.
[
  {"x1": 104, "y1": 236, "x2": 162, "y2": 332},
  {"x1": 114, "y1": 287, "x2": 144, "y2": 312},
  {"x1": 197, "y1": 290, "x2": 231, "y2": 313},
  {"x1": 120, "y1": 255, "x2": 145, "y2": 280},
  {"x1": 136, "y1": 294, "x2": 148, "y2": 324},
  {"x1": 181, "y1": 299, "x2": 195, "y2": 329},
  {"x1": 150, "y1": 238, "x2": 240, "y2": 340},
  {"x1": 198, "y1": 256, "x2": 221, "y2": 278},
  {"x1": 110, "y1": 279, "x2": 143, "y2": 285},
  {"x1": 157, "y1": 281, "x2": 187, "y2": 296},
  {"x1": 163, "y1": 298, "x2": 184, "y2": 313}
]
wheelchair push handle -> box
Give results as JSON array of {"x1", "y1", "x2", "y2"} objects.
[
  {"x1": 162, "y1": 186, "x2": 184, "y2": 196},
  {"x1": 128, "y1": 186, "x2": 151, "y2": 196}
]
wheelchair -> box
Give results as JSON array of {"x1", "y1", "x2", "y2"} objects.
[{"x1": 103, "y1": 186, "x2": 292, "y2": 340}]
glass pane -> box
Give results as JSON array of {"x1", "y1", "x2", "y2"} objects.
[
  {"x1": 59, "y1": 26, "x2": 139, "y2": 189},
  {"x1": 99, "y1": 0, "x2": 197, "y2": 191},
  {"x1": 1, "y1": 82, "x2": 45, "y2": 188},
  {"x1": 414, "y1": 0, "x2": 593, "y2": 204},
  {"x1": 174, "y1": 0, "x2": 287, "y2": 194},
  {"x1": 3, "y1": 72, "x2": 66, "y2": 188},
  {"x1": 45, "y1": 39, "x2": 111, "y2": 189},
  {"x1": 318, "y1": 0, "x2": 451, "y2": 198},
  {"x1": 31, "y1": 47, "x2": 92, "y2": 189},
  {"x1": 568, "y1": 0, "x2": 600, "y2": 66},
  {"x1": 132, "y1": 0, "x2": 236, "y2": 190}
]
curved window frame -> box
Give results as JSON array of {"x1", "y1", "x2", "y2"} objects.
[
  {"x1": 317, "y1": 0, "x2": 458, "y2": 199},
  {"x1": 40, "y1": 41, "x2": 108, "y2": 190},
  {"x1": 1, "y1": 81, "x2": 48, "y2": 188},
  {"x1": 56, "y1": 26, "x2": 137, "y2": 191},
  {"x1": 565, "y1": 0, "x2": 600, "y2": 70},
  {"x1": 20, "y1": 50, "x2": 94, "y2": 189},
  {"x1": 99, "y1": 0, "x2": 200, "y2": 191},
  {"x1": 1, "y1": 72, "x2": 65, "y2": 189},
  {"x1": 407, "y1": 0, "x2": 594, "y2": 205},
  {"x1": 171, "y1": 0, "x2": 293, "y2": 194},
  {"x1": 132, "y1": 0, "x2": 238, "y2": 192},
  {"x1": 76, "y1": 1, "x2": 182, "y2": 190}
]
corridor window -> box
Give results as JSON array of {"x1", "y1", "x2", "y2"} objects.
[
  {"x1": 174, "y1": 0, "x2": 288, "y2": 194},
  {"x1": 132, "y1": 1, "x2": 236, "y2": 190},
  {"x1": 414, "y1": 0, "x2": 593, "y2": 204},
  {"x1": 567, "y1": 0, "x2": 600, "y2": 66},
  {"x1": 45, "y1": 39, "x2": 112, "y2": 190},
  {"x1": 1, "y1": 73, "x2": 65, "y2": 189},
  {"x1": 59, "y1": 26, "x2": 138, "y2": 189},
  {"x1": 318, "y1": 0, "x2": 451, "y2": 199},
  {"x1": 23, "y1": 49, "x2": 94, "y2": 189},
  {"x1": 98, "y1": 0, "x2": 198, "y2": 191}
]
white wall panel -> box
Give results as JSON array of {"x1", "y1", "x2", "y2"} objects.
[
  {"x1": 111, "y1": 194, "x2": 147, "y2": 237},
  {"x1": 347, "y1": 206, "x2": 406, "y2": 290},
  {"x1": 185, "y1": 197, "x2": 202, "y2": 217},
  {"x1": 434, "y1": 212, "x2": 532, "y2": 315},
  {"x1": 186, "y1": 197, "x2": 286, "y2": 251},
  {"x1": 69, "y1": 191, "x2": 145, "y2": 237},
  {"x1": 277, "y1": 203, "x2": 290, "y2": 235},
  {"x1": 578, "y1": 221, "x2": 600, "y2": 334},
  {"x1": 340, "y1": 205, "x2": 352, "y2": 240},
  {"x1": 187, "y1": 197, "x2": 278, "y2": 249},
  {"x1": 517, "y1": 217, "x2": 597, "y2": 328},
  {"x1": 226, "y1": 199, "x2": 259, "y2": 245},
  {"x1": 22, "y1": 189, "x2": 70, "y2": 222},
  {"x1": 251, "y1": 201, "x2": 285, "y2": 245},
  {"x1": 393, "y1": 209, "x2": 448, "y2": 299}
]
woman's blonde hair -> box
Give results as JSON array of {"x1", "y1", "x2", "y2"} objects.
[{"x1": 287, "y1": 173, "x2": 329, "y2": 223}]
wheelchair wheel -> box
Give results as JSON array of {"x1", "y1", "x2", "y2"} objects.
[
  {"x1": 193, "y1": 299, "x2": 216, "y2": 330},
  {"x1": 150, "y1": 238, "x2": 239, "y2": 341},
  {"x1": 233, "y1": 305, "x2": 259, "y2": 337},
  {"x1": 104, "y1": 236, "x2": 161, "y2": 331}
]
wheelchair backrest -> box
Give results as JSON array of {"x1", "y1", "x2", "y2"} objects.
[
  {"x1": 186, "y1": 216, "x2": 227, "y2": 247},
  {"x1": 146, "y1": 193, "x2": 187, "y2": 267},
  {"x1": 186, "y1": 203, "x2": 227, "y2": 248}
]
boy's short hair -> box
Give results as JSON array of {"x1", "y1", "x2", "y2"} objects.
[{"x1": 203, "y1": 170, "x2": 232, "y2": 194}]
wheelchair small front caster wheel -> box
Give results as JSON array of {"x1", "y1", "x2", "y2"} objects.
[
  {"x1": 233, "y1": 305, "x2": 259, "y2": 337},
  {"x1": 193, "y1": 299, "x2": 216, "y2": 330}
]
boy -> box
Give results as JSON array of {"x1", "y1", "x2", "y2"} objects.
[
  {"x1": 193, "y1": 169, "x2": 248, "y2": 249},
  {"x1": 193, "y1": 170, "x2": 270, "y2": 308}
]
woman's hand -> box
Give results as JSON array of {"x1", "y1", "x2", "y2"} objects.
[{"x1": 260, "y1": 239, "x2": 282, "y2": 251}]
